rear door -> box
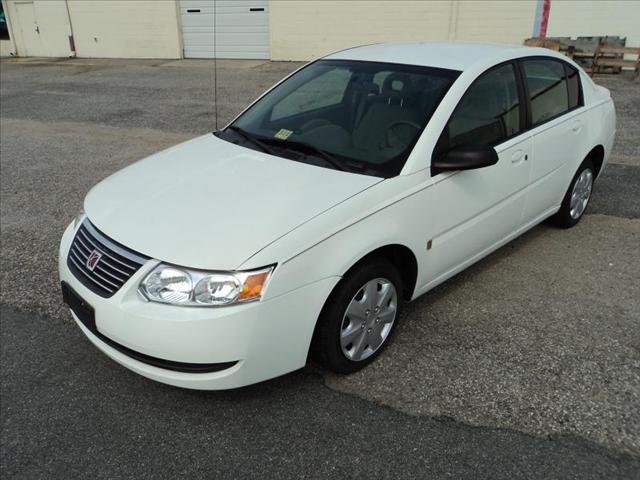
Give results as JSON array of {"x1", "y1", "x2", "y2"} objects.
[
  {"x1": 519, "y1": 58, "x2": 589, "y2": 220},
  {"x1": 430, "y1": 62, "x2": 533, "y2": 280}
]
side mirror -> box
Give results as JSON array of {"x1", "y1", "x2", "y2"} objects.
[{"x1": 432, "y1": 145, "x2": 498, "y2": 175}]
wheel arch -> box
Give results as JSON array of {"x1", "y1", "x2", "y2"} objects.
[
  {"x1": 586, "y1": 144, "x2": 605, "y2": 177},
  {"x1": 342, "y1": 244, "x2": 418, "y2": 301}
]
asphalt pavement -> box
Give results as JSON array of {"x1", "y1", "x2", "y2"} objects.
[
  {"x1": 2, "y1": 306, "x2": 639, "y2": 479},
  {"x1": 1, "y1": 57, "x2": 639, "y2": 479}
]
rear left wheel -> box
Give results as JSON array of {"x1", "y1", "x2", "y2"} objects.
[{"x1": 550, "y1": 159, "x2": 595, "y2": 228}]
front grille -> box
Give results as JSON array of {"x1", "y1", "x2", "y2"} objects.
[{"x1": 67, "y1": 219, "x2": 149, "y2": 298}]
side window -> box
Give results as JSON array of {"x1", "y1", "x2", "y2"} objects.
[
  {"x1": 565, "y1": 63, "x2": 582, "y2": 109},
  {"x1": 444, "y1": 63, "x2": 521, "y2": 151},
  {"x1": 271, "y1": 67, "x2": 352, "y2": 120},
  {"x1": 522, "y1": 59, "x2": 569, "y2": 125}
]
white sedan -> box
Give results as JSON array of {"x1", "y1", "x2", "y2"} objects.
[{"x1": 59, "y1": 42, "x2": 616, "y2": 389}]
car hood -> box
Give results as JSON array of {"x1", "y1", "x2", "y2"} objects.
[{"x1": 85, "y1": 134, "x2": 381, "y2": 270}]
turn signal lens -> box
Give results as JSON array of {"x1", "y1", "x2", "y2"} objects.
[{"x1": 238, "y1": 270, "x2": 271, "y2": 301}]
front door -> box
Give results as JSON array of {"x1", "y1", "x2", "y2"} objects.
[{"x1": 429, "y1": 62, "x2": 532, "y2": 281}]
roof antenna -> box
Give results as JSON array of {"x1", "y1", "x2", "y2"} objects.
[{"x1": 213, "y1": 0, "x2": 218, "y2": 131}]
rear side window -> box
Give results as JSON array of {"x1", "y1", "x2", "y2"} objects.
[
  {"x1": 443, "y1": 63, "x2": 521, "y2": 150},
  {"x1": 522, "y1": 59, "x2": 575, "y2": 126}
]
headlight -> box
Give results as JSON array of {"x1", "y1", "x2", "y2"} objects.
[
  {"x1": 140, "y1": 264, "x2": 275, "y2": 307},
  {"x1": 142, "y1": 267, "x2": 193, "y2": 304}
]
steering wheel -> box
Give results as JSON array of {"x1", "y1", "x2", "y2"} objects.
[{"x1": 385, "y1": 120, "x2": 421, "y2": 148}]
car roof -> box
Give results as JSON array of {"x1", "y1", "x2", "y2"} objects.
[{"x1": 324, "y1": 41, "x2": 554, "y2": 72}]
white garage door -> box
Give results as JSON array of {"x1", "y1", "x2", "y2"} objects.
[{"x1": 180, "y1": 0, "x2": 270, "y2": 59}]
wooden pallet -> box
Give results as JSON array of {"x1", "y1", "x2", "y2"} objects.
[{"x1": 593, "y1": 45, "x2": 640, "y2": 76}]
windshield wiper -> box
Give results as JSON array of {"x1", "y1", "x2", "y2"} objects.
[
  {"x1": 259, "y1": 137, "x2": 351, "y2": 172},
  {"x1": 226, "y1": 125, "x2": 277, "y2": 156},
  {"x1": 227, "y1": 126, "x2": 356, "y2": 173}
]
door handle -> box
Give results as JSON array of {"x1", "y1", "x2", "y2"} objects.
[
  {"x1": 572, "y1": 120, "x2": 582, "y2": 133},
  {"x1": 511, "y1": 149, "x2": 525, "y2": 164}
]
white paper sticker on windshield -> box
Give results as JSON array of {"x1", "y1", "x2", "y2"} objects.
[{"x1": 274, "y1": 128, "x2": 293, "y2": 140}]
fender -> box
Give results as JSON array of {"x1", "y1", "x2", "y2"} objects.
[{"x1": 241, "y1": 170, "x2": 439, "y2": 301}]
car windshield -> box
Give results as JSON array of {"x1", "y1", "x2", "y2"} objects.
[{"x1": 217, "y1": 59, "x2": 460, "y2": 177}]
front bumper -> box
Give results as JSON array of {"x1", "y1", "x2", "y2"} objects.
[{"x1": 59, "y1": 221, "x2": 339, "y2": 390}]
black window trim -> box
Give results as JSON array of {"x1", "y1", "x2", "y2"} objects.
[
  {"x1": 431, "y1": 55, "x2": 585, "y2": 177},
  {"x1": 564, "y1": 61, "x2": 584, "y2": 110}
]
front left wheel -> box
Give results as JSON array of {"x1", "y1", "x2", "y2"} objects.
[{"x1": 311, "y1": 258, "x2": 403, "y2": 374}]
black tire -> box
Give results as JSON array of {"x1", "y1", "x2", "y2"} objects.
[
  {"x1": 311, "y1": 257, "x2": 403, "y2": 374},
  {"x1": 550, "y1": 158, "x2": 595, "y2": 228}
]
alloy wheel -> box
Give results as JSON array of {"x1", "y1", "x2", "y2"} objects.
[{"x1": 569, "y1": 168, "x2": 593, "y2": 220}]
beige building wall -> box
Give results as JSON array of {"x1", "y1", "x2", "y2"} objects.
[
  {"x1": 453, "y1": 1, "x2": 537, "y2": 43},
  {"x1": 269, "y1": 0, "x2": 640, "y2": 61},
  {"x1": 66, "y1": 0, "x2": 182, "y2": 59},
  {"x1": 546, "y1": 0, "x2": 640, "y2": 49},
  {"x1": 269, "y1": 0, "x2": 450, "y2": 60},
  {"x1": 269, "y1": 0, "x2": 538, "y2": 61}
]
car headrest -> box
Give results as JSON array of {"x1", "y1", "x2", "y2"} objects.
[{"x1": 382, "y1": 73, "x2": 412, "y2": 97}]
